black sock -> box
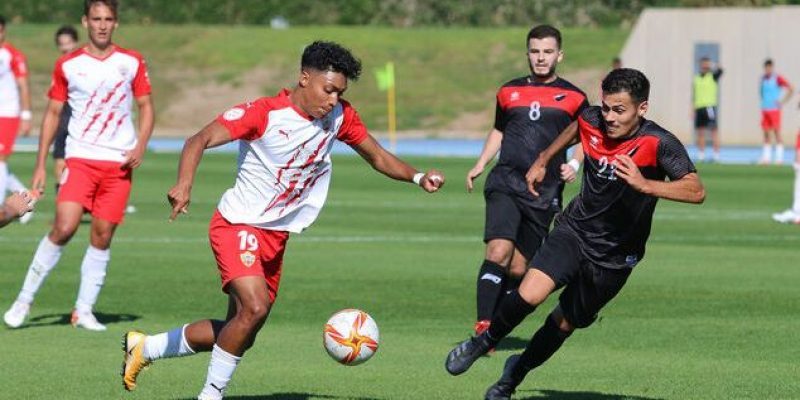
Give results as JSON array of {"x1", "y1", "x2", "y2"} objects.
[
  {"x1": 477, "y1": 260, "x2": 506, "y2": 321},
  {"x1": 495, "y1": 275, "x2": 521, "y2": 313},
  {"x1": 486, "y1": 290, "x2": 537, "y2": 345},
  {"x1": 509, "y1": 314, "x2": 572, "y2": 383}
]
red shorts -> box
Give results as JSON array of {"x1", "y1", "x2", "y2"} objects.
[
  {"x1": 0, "y1": 117, "x2": 21, "y2": 156},
  {"x1": 57, "y1": 158, "x2": 132, "y2": 224},
  {"x1": 761, "y1": 110, "x2": 781, "y2": 131},
  {"x1": 209, "y1": 210, "x2": 289, "y2": 303}
]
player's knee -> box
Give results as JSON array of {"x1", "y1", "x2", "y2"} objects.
[
  {"x1": 49, "y1": 224, "x2": 77, "y2": 245},
  {"x1": 237, "y1": 301, "x2": 270, "y2": 327},
  {"x1": 485, "y1": 244, "x2": 513, "y2": 266}
]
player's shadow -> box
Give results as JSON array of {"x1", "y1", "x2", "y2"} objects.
[
  {"x1": 18, "y1": 311, "x2": 139, "y2": 329},
  {"x1": 494, "y1": 336, "x2": 531, "y2": 351},
  {"x1": 517, "y1": 389, "x2": 663, "y2": 400},
  {"x1": 196, "y1": 393, "x2": 381, "y2": 400}
]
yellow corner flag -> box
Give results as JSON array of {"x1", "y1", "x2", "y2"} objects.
[
  {"x1": 375, "y1": 62, "x2": 395, "y2": 91},
  {"x1": 374, "y1": 62, "x2": 397, "y2": 151}
]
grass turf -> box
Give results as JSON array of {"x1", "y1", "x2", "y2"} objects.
[{"x1": 0, "y1": 153, "x2": 798, "y2": 399}]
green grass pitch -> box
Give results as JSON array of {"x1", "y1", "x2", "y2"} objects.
[{"x1": 1, "y1": 153, "x2": 798, "y2": 399}]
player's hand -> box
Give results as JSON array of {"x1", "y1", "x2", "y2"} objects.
[
  {"x1": 30, "y1": 166, "x2": 47, "y2": 197},
  {"x1": 122, "y1": 145, "x2": 146, "y2": 170},
  {"x1": 4, "y1": 191, "x2": 33, "y2": 218},
  {"x1": 20, "y1": 120, "x2": 32, "y2": 137},
  {"x1": 525, "y1": 162, "x2": 546, "y2": 197},
  {"x1": 560, "y1": 163, "x2": 578, "y2": 183},
  {"x1": 466, "y1": 164, "x2": 485, "y2": 193},
  {"x1": 420, "y1": 169, "x2": 445, "y2": 193},
  {"x1": 613, "y1": 155, "x2": 649, "y2": 193},
  {"x1": 167, "y1": 184, "x2": 191, "y2": 221}
]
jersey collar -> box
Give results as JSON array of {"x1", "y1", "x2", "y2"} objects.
[{"x1": 279, "y1": 88, "x2": 314, "y2": 121}]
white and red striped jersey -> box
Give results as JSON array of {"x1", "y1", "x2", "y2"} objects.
[
  {"x1": 48, "y1": 45, "x2": 151, "y2": 162},
  {"x1": 0, "y1": 42, "x2": 27, "y2": 118},
  {"x1": 216, "y1": 89, "x2": 368, "y2": 233}
]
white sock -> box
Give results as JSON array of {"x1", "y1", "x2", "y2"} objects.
[
  {"x1": 199, "y1": 344, "x2": 241, "y2": 399},
  {"x1": 17, "y1": 236, "x2": 64, "y2": 304},
  {"x1": 697, "y1": 149, "x2": 705, "y2": 161},
  {"x1": 793, "y1": 164, "x2": 800, "y2": 213},
  {"x1": 143, "y1": 324, "x2": 196, "y2": 361},
  {"x1": 776, "y1": 144, "x2": 785, "y2": 163},
  {"x1": 74, "y1": 246, "x2": 110, "y2": 313},
  {"x1": 762, "y1": 144, "x2": 772, "y2": 162},
  {"x1": 0, "y1": 161, "x2": 8, "y2": 196},
  {"x1": 6, "y1": 173, "x2": 27, "y2": 192}
]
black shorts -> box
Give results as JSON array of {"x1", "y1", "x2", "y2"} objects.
[
  {"x1": 483, "y1": 190, "x2": 555, "y2": 260},
  {"x1": 52, "y1": 127, "x2": 68, "y2": 160},
  {"x1": 531, "y1": 225, "x2": 631, "y2": 328},
  {"x1": 694, "y1": 106, "x2": 718, "y2": 129}
]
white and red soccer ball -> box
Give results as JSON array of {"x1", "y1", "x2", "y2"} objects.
[{"x1": 323, "y1": 309, "x2": 379, "y2": 366}]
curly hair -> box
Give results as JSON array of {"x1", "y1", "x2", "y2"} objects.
[
  {"x1": 301, "y1": 41, "x2": 362, "y2": 81},
  {"x1": 602, "y1": 68, "x2": 650, "y2": 104}
]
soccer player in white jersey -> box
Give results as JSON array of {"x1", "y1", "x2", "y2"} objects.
[
  {"x1": 0, "y1": 15, "x2": 33, "y2": 220},
  {"x1": 121, "y1": 41, "x2": 445, "y2": 400},
  {"x1": 3, "y1": 0, "x2": 154, "y2": 331}
]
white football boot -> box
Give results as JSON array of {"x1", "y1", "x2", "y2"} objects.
[
  {"x1": 3, "y1": 301, "x2": 31, "y2": 328},
  {"x1": 71, "y1": 309, "x2": 107, "y2": 331},
  {"x1": 772, "y1": 209, "x2": 800, "y2": 224}
]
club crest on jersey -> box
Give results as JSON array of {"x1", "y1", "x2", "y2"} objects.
[
  {"x1": 240, "y1": 251, "x2": 256, "y2": 268},
  {"x1": 589, "y1": 135, "x2": 600, "y2": 149},
  {"x1": 554, "y1": 93, "x2": 567, "y2": 101},
  {"x1": 118, "y1": 65, "x2": 130, "y2": 78},
  {"x1": 224, "y1": 107, "x2": 245, "y2": 121},
  {"x1": 510, "y1": 91, "x2": 520, "y2": 102}
]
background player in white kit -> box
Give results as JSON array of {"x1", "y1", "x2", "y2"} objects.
[
  {"x1": 3, "y1": 0, "x2": 154, "y2": 331},
  {"x1": 0, "y1": 15, "x2": 34, "y2": 222},
  {"x1": 121, "y1": 41, "x2": 445, "y2": 400}
]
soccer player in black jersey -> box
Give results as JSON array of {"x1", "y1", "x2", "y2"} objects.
[
  {"x1": 466, "y1": 24, "x2": 588, "y2": 338},
  {"x1": 446, "y1": 68, "x2": 705, "y2": 400}
]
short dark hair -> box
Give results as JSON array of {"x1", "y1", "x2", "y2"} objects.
[
  {"x1": 699, "y1": 56, "x2": 710, "y2": 63},
  {"x1": 527, "y1": 25, "x2": 562, "y2": 49},
  {"x1": 602, "y1": 68, "x2": 650, "y2": 104},
  {"x1": 764, "y1": 59, "x2": 773, "y2": 67},
  {"x1": 301, "y1": 41, "x2": 362, "y2": 81},
  {"x1": 84, "y1": 0, "x2": 118, "y2": 17},
  {"x1": 0, "y1": 15, "x2": 6, "y2": 27},
  {"x1": 55, "y1": 25, "x2": 79, "y2": 44}
]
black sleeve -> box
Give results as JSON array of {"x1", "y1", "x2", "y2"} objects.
[
  {"x1": 657, "y1": 133, "x2": 696, "y2": 181},
  {"x1": 713, "y1": 69, "x2": 723, "y2": 81},
  {"x1": 493, "y1": 97, "x2": 506, "y2": 132}
]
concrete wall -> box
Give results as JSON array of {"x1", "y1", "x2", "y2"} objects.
[{"x1": 620, "y1": 6, "x2": 800, "y2": 145}]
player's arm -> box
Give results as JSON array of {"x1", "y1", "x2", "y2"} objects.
[
  {"x1": 351, "y1": 135, "x2": 444, "y2": 193},
  {"x1": 560, "y1": 145, "x2": 583, "y2": 183},
  {"x1": 0, "y1": 192, "x2": 33, "y2": 228},
  {"x1": 15, "y1": 75, "x2": 32, "y2": 136},
  {"x1": 781, "y1": 81, "x2": 795, "y2": 106},
  {"x1": 614, "y1": 155, "x2": 705, "y2": 204},
  {"x1": 466, "y1": 128, "x2": 502, "y2": 192},
  {"x1": 122, "y1": 95, "x2": 155, "y2": 170},
  {"x1": 526, "y1": 120, "x2": 579, "y2": 196},
  {"x1": 31, "y1": 99, "x2": 65, "y2": 193},
  {"x1": 168, "y1": 121, "x2": 234, "y2": 221}
]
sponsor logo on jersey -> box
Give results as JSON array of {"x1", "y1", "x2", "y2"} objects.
[
  {"x1": 224, "y1": 107, "x2": 245, "y2": 121},
  {"x1": 240, "y1": 251, "x2": 256, "y2": 268},
  {"x1": 510, "y1": 91, "x2": 520, "y2": 102},
  {"x1": 625, "y1": 255, "x2": 639, "y2": 267},
  {"x1": 554, "y1": 93, "x2": 566, "y2": 101}
]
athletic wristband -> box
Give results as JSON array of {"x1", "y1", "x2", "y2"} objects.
[
  {"x1": 20, "y1": 110, "x2": 32, "y2": 121},
  {"x1": 567, "y1": 159, "x2": 581, "y2": 172},
  {"x1": 412, "y1": 172, "x2": 425, "y2": 186}
]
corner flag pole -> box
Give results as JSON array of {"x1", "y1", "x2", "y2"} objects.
[{"x1": 386, "y1": 62, "x2": 397, "y2": 152}]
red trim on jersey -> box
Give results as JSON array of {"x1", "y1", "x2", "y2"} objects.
[
  {"x1": 497, "y1": 85, "x2": 585, "y2": 118},
  {"x1": 338, "y1": 100, "x2": 368, "y2": 146},
  {"x1": 115, "y1": 47, "x2": 152, "y2": 97},
  {"x1": 777, "y1": 75, "x2": 790, "y2": 88},
  {"x1": 2, "y1": 43, "x2": 28, "y2": 79},
  {"x1": 579, "y1": 117, "x2": 660, "y2": 167}
]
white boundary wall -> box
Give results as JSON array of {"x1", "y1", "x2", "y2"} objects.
[{"x1": 620, "y1": 6, "x2": 800, "y2": 144}]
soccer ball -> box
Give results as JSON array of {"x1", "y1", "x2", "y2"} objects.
[{"x1": 323, "y1": 309, "x2": 379, "y2": 366}]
